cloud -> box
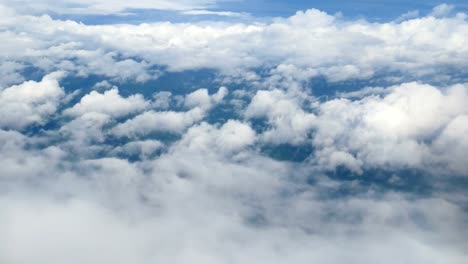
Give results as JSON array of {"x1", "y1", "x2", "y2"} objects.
[
  {"x1": 313, "y1": 82, "x2": 468, "y2": 175},
  {"x1": 2, "y1": 0, "x2": 219, "y2": 15},
  {"x1": 175, "y1": 120, "x2": 256, "y2": 153},
  {"x1": 152, "y1": 91, "x2": 173, "y2": 109},
  {"x1": 110, "y1": 139, "x2": 164, "y2": 158},
  {"x1": 0, "y1": 5, "x2": 468, "y2": 264},
  {"x1": 184, "y1": 87, "x2": 228, "y2": 110},
  {"x1": 430, "y1": 3, "x2": 455, "y2": 18},
  {"x1": 0, "y1": 127, "x2": 467, "y2": 263},
  {"x1": 64, "y1": 88, "x2": 148, "y2": 118},
  {"x1": 59, "y1": 111, "x2": 114, "y2": 156},
  {"x1": 2, "y1": 6, "x2": 468, "y2": 84},
  {"x1": 0, "y1": 76, "x2": 466, "y2": 264},
  {"x1": 431, "y1": 115, "x2": 468, "y2": 175},
  {"x1": 395, "y1": 10, "x2": 420, "y2": 22},
  {"x1": 111, "y1": 108, "x2": 206, "y2": 137},
  {"x1": 0, "y1": 72, "x2": 65, "y2": 130},
  {"x1": 245, "y1": 89, "x2": 315, "y2": 145},
  {"x1": 112, "y1": 87, "x2": 227, "y2": 138},
  {"x1": 0, "y1": 61, "x2": 25, "y2": 88},
  {"x1": 181, "y1": 9, "x2": 250, "y2": 18}
]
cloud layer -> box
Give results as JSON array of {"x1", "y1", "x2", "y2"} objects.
[
  {"x1": 1, "y1": 5, "x2": 468, "y2": 87},
  {"x1": 1, "y1": 3, "x2": 467, "y2": 264}
]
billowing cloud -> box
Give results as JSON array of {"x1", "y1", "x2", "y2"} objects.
[
  {"x1": 112, "y1": 87, "x2": 228, "y2": 137},
  {"x1": 0, "y1": 117, "x2": 467, "y2": 263},
  {"x1": 1, "y1": 5, "x2": 468, "y2": 86},
  {"x1": 111, "y1": 108, "x2": 206, "y2": 137},
  {"x1": 313, "y1": 82, "x2": 468, "y2": 175},
  {"x1": 0, "y1": 72, "x2": 64, "y2": 130},
  {"x1": 64, "y1": 88, "x2": 148, "y2": 118},
  {"x1": 0, "y1": 3, "x2": 467, "y2": 264},
  {"x1": 245, "y1": 89, "x2": 315, "y2": 145}
]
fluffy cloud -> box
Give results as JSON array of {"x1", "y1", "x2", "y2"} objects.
[
  {"x1": 0, "y1": 72, "x2": 65, "y2": 130},
  {"x1": 245, "y1": 89, "x2": 315, "y2": 144},
  {"x1": 184, "y1": 87, "x2": 228, "y2": 110},
  {"x1": 110, "y1": 139, "x2": 164, "y2": 158},
  {"x1": 59, "y1": 112, "x2": 114, "y2": 156},
  {"x1": 112, "y1": 87, "x2": 227, "y2": 138},
  {"x1": 0, "y1": 122, "x2": 467, "y2": 264},
  {"x1": 1, "y1": 5, "x2": 468, "y2": 85},
  {"x1": 64, "y1": 88, "x2": 148, "y2": 118},
  {"x1": 313, "y1": 82, "x2": 468, "y2": 175},
  {"x1": 175, "y1": 120, "x2": 256, "y2": 153},
  {"x1": 111, "y1": 108, "x2": 205, "y2": 137},
  {"x1": 0, "y1": 4, "x2": 467, "y2": 264},
  {"x1": 0, "y1": 76, "x2": 466, "y2": 263}
]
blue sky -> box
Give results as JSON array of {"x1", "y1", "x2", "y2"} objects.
[
  {"x1": 50, "y1": 0, "x2": 468, "y2": 24},
  {"x1": 220, "y1": 0, "x2": 468, "y2": 18}
]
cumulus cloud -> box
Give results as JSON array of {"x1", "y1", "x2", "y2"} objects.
[
  {"x1": 1, "y1": 6, "x2": 468, "y2": 84},
  {"x1": 152, "y1": 91, "x2": 173, "y2": 109},
  {"x1": 59, "y1": 111, "x2": 114, "y2": 156},
  {"x1": 0, "y1": 117, "x2": 467, "y2": 264},
  {"x1": 184, "y1": 87, "x2": 228, "y2": 109},
  {"x1": 64, "y1": 88, "x2": 148, "y2": 118},
  {"x1": 112, "y1": 87, "x2": 227, "y2": 138},
  {"x1": 245, "y1": 89, "x2": 315, "y2": 145},
  {"x1": 0, "y1": 72, "x2": 65, "y2": 130},
  {"x1": 0, "y1": 4, "x2": 468, "y2": 264},
  {"x1": 313, "y1": 82, "x2": 468, "y2": 175},
  {"x1": 110, "y1": 139, "x2": 164, "y2": 158},
  {"x1": 0, "y1": 75, "x2": 466, "y2": 264},
  {"x1": 175, "y1": 120, "x2": 256, "y2": 153},
  {"x1": 111, "y1": 107, "x2": 205, "y2": 137}
]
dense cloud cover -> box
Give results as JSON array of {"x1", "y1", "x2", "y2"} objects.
[{"x1": 0, "y1": 2, "x2": 467, "y2": 264}]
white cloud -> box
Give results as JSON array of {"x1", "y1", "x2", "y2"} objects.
[
  {"x1": 1, "y1": 6, "x2": 468, "y2": 84},
  {"x1": 2, "y1": 0, "x2": 219, "y2": 15},
  {"x1": 59, "y1": 111, "x2": 113, "y2": 156},
  {"x1": 111, "y1": 108, "x2": 206, "y2": 137},
  {"x1": 0, "y1": 72, "x2": 65, "y2": 130},
  {"x1": 0, "y1": 61, "x2": 25, "y2": 88},
  {"x1": 431, "y1": 115, "x2": 468, "y2": 175},
  {"x1": 110, "y1": 140, "x2": 164, "y2": 158},
  {"x1": 91, "y1": 80, "x2": 114, "y2": 91},
  {"x1": 64, "y1": 88, "x2": 148, "y2": 118},
  {"x1": 181, "y1": 9, "x2": 250, "y2": 18},
  {"x1": 175, "y1": 120, "x2": 256, "y2": 153},
  {"x1": 395, "y1": 10, "x2": 420, "y2": 22},
  {"x1": 313, "y1": 82, "x2": 468, "y2": 175},
  {"x1": 111, "y1": 87, "x2": 228, "y2": 138},
  {"x1": 430, "y1": 3, "x2": 455, "y2": 18},
  {"x1": 0, "y1": 85, "x2": 466, "y2": 264},
  {"x1": 0, "y1": 135, "x2": 467, "y2": 264},
  {"x1": 0, "y1": 5, "x2": 468, "y2": 264},
  {"x1": 245, "y1": 89, "x2": 315, "y2": 145},
  {"x1": 184, "y1": 89, "x2": 213, "y2": 109},
  {"x1": 184, "y1": 87, "x2": 228, "y2": 110},
  {"x1": 152, "y1": 91, "x2": 173, "y2": 109}
]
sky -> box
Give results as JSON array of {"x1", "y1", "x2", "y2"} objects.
[
  {"x1": 9, "y1": 0, "x2": 468, "y2": 23},
  {"x1": 1, "y1": 1, "x2": 468, "y2": 263},
  {"x1": 220, "y1": 0, "x2": 468, "y2": 18}
]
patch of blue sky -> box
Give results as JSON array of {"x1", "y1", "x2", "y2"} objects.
[{"x1": 49, "y1": 0, "x2": 468, "y2": 24}]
